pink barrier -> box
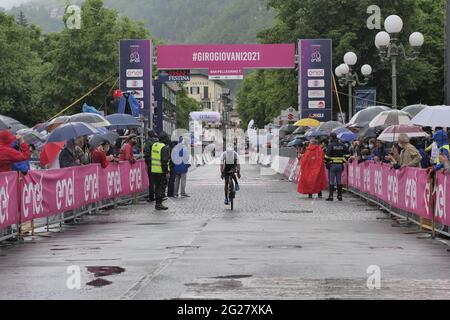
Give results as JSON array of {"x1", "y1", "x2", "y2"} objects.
[
  {"x1": 348, "y1": 160, "x2": 432, "y2": 220},
  {"x1": 293, "y1": 163, "x2": 301, "y2": 183},
  {"x1": 0, "y1": 172, "x2": 20, "y2": 229},
  {"x1": 283, "y1": 159, "x2": 295, "y2": 178},
  {"x1": 20, "y1": 160, "x2": 149, "y2": 223}
]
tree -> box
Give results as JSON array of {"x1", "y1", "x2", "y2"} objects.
[
  {"x1": 176, "y1": 87, "x2": 202, "y2": 129},
  {"x1": 16, "y1": 11, "x2": 28, "y2": 27},
  {"x1": 37, "y1": 0, "x2": 149, "y2": 121},
  {"x1": 0, "y1": 12, "x2": 43, "y2": 125},
  {"x1": 238, "y1": 0, "x2": 445, "y2": 125}
]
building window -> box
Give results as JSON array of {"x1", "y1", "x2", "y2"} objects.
[
  {"x1": 203, "y1": 86, "x2": 209, "y2": 100},
  {"x1": 190, "y1": 86, "x2": 200, "y2": 95}
]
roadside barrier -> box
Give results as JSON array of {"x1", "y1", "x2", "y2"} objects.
[{"x1": 0, "y1": 160, "x2": 149, "y2": 243}]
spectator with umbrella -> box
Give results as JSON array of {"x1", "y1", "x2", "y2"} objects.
[
  {"x1": 119, "y1": 134, "x2": 138, "y2": 164},
  {"x1": 385, "y1": 134, "x2": 422, "y2": 169},
  {"x1": 92, "y1": 142, "x2": 116, "y2": 168},
  {"x1": 429, "y1": 129, "x2": 450, "y2": 172},
  {"x1": 59, "y1": 139, "x2": 80, "y2": 168},
  {"x1": 90, "y1": 132, "x2": 119, "y2": 168},
  {"x1": 0, "y1": 130, "x2": 31, "y2": 173},
  {"x1": 40, "y1": 142, "x2": 65, "y2": 170}
]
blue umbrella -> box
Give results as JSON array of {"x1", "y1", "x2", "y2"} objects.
[
  {"x1": 47, "y1": 122, "x2": 98, "y2": 143},
  {"x1": 288, "y1": 138, "x2": 305, "y2": 147},
  {"x1": 105, "y1": 113, "x2": 141, "y2": 130},
  {"x1": 338, "y1": 131, "x2": 357, "y2": 142}
]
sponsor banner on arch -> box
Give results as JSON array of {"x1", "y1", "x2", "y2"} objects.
[
  {"x1": 157, "y1": 43, "x2": 296, "y2": 71},
  {"x1": 0, "y1": 172, "x2": 19, "y2": 229},
  {"x1": 20, "y1": 161, "x2": 149, "y2": 223}
]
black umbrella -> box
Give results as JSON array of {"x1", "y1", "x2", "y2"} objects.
[
  {"x1": 348, "y1": 106, "x2": 391, "y2": 126},
  {"x1": 357, "y1": 124, "x2": 387, "y2": 138},
  {"x1": 89, "y1": 132, "x2": 120, "y2": 149},
  {"x1": 0, "y1": 115, "x2": 28, "y2": 133}
]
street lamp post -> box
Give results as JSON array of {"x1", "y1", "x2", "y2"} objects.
[
  {"x1": 335, "y1": 52, "x2": 372, "y2": 120},
  {"x1": 375, "y1": 15, "x2": 424, "y2": 109}
]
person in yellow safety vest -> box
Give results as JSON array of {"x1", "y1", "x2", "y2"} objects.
[
  {"x1": 430, "y1": 129, "x2": 450, "y2": 172},
  {"x1": 150, "y1": 132, "x2": 171, "y2": 211}
]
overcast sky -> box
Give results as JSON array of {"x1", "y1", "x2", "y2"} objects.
[{"x1": 0, "y1": 0, "x2": 31, "y2": 9}]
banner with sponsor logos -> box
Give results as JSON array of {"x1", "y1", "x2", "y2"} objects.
[
  {"x1": 157, "y1": 44, "x2": 296, "y2": 76},
  {"x1": 20, "y1": 161, "x2": 149, "y2": 223},
  {"x1": 0, "y1": 172, "x2": 19, "y2": 230},
  {"x1": 298, "y1": 39, "x2": 333, "y2": 122},
  {"x1": 347, "y1": 160, "x2": 431, "y2": 220},
  {"x1": 434, "y1": 172, "x2": 450, "y2": 226},
  {"x1": 354, "y1": 87, "x2": 377, "y2": 113},
  {"x1": 119, "y1": 39, "x2": 153, "y2": 123}
]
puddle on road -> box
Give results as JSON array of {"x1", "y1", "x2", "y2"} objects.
[
  {"x1": 86, "y1": 278, "x2": 113, "y2": 287},
  {"x1": 86, "y1": 266, "x2": 126, "y2": 277}
]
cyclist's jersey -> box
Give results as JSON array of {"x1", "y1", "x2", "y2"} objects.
[{"x1": 221, "y1": 150, "x2": 239, "y2": 175}]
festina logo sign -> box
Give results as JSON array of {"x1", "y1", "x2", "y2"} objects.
[{"x1": 168, "y1": 70, "x2": 191, "y2": 82}]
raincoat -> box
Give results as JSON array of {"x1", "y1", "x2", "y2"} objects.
[
  {"x1": 0, "y1": 130, "x2": 31, "y2": 173},
  {"x1": 297, "y1": 144, "x2": 328, "y2": 195}
]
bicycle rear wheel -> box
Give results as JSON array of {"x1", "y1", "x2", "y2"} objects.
[{"x1": 228, "y1": 178, "x2": 235, "y2": 211}]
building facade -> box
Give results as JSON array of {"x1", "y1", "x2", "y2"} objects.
[{"x1": 185, "y1": 74, "x2": 230, "y2": 115}]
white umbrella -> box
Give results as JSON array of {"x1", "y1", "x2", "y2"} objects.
[
  {"x1": 378, "y1": 124, "x2": 429, "y2": 142},
  {"x1": 411, "y1": 105, "x2": 450, "y2": 128},
  {"x1": 369, "y1": 110, "x2": 411, "y2": 128},
  {"x1": 69, "y1": 113, "x2": 111, "y2": 128}
]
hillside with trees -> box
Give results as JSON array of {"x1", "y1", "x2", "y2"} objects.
[{"x1": 6, "y1": 0, "x2": 273, "y2": 43}]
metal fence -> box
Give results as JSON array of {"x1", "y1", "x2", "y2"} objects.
[{"x1": 0, "y1": 190, "x2": 147, "y2": 244}]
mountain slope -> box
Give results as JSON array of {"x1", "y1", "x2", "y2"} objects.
[{"x1": 7, "y1": 0, "x2": 273, "y2": 43}]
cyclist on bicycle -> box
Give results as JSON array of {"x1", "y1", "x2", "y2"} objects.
[{"x1": 220, "y1": 145, "x2": 241, "y2": 205}]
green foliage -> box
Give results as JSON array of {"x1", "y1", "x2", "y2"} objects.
[
  {"x1": 238, "y1": 0, "x2": 447, "y2": 125},
  {"x1": 37, "y1": 0, "x2": 149, "y2": 121},
  {"x1": 176, "y1": 87, "x2": 202, "y2": 129},
  {"x1": 8, "y1": 0, "x2": 274, "y2": 44},
  {"x1": 0, "y1": 12, "x2": 43, "y2": 125}
]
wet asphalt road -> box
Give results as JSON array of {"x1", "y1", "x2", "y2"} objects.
[{"x1": 1, "y1": 159, "x2": 450, "y2": 300}]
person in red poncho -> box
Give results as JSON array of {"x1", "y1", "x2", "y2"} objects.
[
  {"x1": 0, "y1": 130, "x2": 31, "y2": 173},
  {"x1": 297, "y1": 138, "x2": 328, "y2": 199}
]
